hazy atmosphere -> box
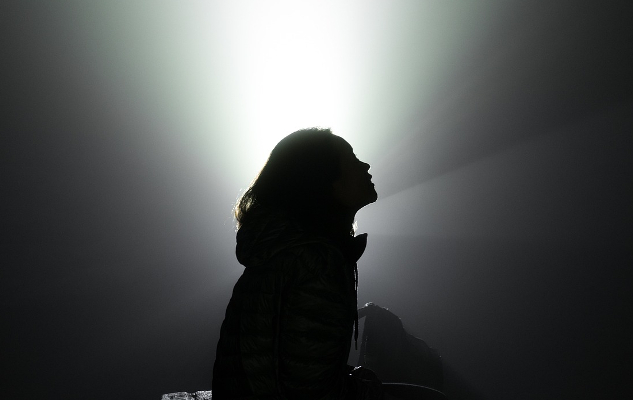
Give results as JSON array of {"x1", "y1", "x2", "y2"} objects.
[{"x1": 3, "y1": 1, "x2": 631, "y2": 399}]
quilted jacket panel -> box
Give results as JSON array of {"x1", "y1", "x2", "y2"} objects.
[{"x1": 212, "y1": 212, "x2": 368, "y2": 400}]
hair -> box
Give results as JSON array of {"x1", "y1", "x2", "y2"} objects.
[{"x1": 235, "y1": 127, "x2": 353, "y2": 237}]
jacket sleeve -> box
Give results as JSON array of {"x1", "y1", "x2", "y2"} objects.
[{"x1": 273, "y1": 242, "x2": 364, "y2": 400}]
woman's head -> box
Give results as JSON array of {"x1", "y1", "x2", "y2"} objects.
[{"x1": 235, "y1": 127, "x2": 376, "y2": 235}]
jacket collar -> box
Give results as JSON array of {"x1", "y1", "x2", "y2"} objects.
[
  {"x1": 236, "y1": 207, "x2": 368, "y2": 267},
  {"x1": 339, "y1": 232, "x2": 368, "y2": 264}
]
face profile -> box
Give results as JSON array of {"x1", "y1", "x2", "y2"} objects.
[
  {"x1": 331, "y1": 138, "x2": 378, "y2": 212},
  {"x1": 234, "y1": 128, "x2": 377, "y2": 232}
]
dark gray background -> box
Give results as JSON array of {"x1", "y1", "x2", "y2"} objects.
[{"x1": 2, "y1": 1, "x2": 631, "y2": 399}]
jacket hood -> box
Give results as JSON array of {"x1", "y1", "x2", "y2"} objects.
[{"x1": 236, "y1": 209, "x2": 367, "y2": 268}]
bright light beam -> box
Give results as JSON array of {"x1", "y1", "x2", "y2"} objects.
[
  {"x1": 360, "y1": 130, "x2": 592, "y2": 244},
  {"x1": 81, "y1": 0, "x2": 493, "y2": 188},
  {"x1": 220, "y1": 1, "x2": 361, "y2": 177}
]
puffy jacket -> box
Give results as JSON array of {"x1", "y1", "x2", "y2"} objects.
[{"x1": 212, "y1": 211, "x2": 380, "y2": 400}]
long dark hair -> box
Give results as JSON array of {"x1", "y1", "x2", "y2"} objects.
[{"x1": 235, "y1": 127, "x2": 353, "y2": 238}]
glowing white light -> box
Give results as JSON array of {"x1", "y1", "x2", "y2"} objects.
[
  {"x1": 79, "y1": 0, "x2": 496, "y2": 230},
  {"x1": 220, "y1": 0, "x2": 360, "y2": 176}
]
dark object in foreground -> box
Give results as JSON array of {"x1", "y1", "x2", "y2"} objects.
[
  {"x1": 383, "y1": 383, "x2": 447, "y2": 400},
  {"x1": 357, "y1": 303, "x2": 444, "y2": 392},
  {"x1": 161, "y1": 384, "x2": 446, "y2": 400}
]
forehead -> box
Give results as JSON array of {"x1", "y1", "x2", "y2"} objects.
[{"x1": 332, "y1": 136, "x2": 354, "y2": 155}]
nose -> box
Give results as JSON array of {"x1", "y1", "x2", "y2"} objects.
[{"x1": 362, "y1": 161, "x2": 370, "y2": 171}]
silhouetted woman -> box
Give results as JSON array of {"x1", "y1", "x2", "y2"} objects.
[{"x1": 212, "y1": 128, "x2": 382, "y2": 399}]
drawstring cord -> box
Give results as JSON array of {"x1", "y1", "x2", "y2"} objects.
[{"x1": 354, "y1": 263, "x2": 359, "y2": 350}]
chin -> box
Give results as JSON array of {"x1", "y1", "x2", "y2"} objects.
[
  {"x1": 362, "y1": 191, "x2": 378, "y2": 207},
  {"x1": 369, "y1": 187, "x2": 378, "y2": 202}
]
